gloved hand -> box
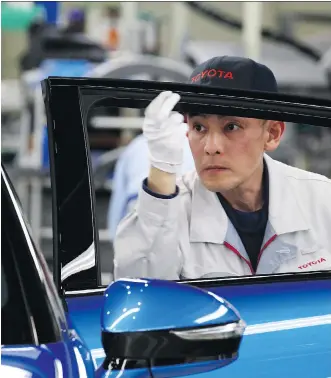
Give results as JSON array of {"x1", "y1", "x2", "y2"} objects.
[{"x1": 143, "y1": 91, "x2": 188, "y2": 174}]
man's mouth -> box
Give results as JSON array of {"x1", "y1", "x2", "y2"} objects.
[{"x1": 202, "y1": 165, "x2": 229, "y2": 173}]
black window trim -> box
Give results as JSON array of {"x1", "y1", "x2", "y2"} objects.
[
  {"x1": 2, "y1": 166, "x2": 67, "y2": 344},
  {"x1": 42, "y1": 76, "x2": 331, "y2": 295},
  {"x1": 65, "y1": 270, "x2": 331, "y2": 298},
  {"x1": 2, "y1": 221, "x2": 39, "y2": 345}
]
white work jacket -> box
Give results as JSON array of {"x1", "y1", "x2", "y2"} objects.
[
  {"x1": 114, "y1": 154, "x2": 331, "y2": 280},
  {"x1": 108, "y1": 134, "x2": 195, "y2": 240}
]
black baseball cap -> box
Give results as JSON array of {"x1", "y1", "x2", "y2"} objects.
[{"x1": 189, "y1": 56, "x2": 278, "y2": 93}]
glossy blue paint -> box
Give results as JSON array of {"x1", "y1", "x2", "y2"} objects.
[
  {"x1": 66, "y1": 294, "x2": 104, "y2": 366},
  {"x1": 1, "y1": 343, "x2": 73, "y2": 378},
  {"x1": 149, "y1": 358, "x2": 237, "y2": 378},
  {"x1": 66, "y1": 327, "x2": 96, "y2": 377},
  {"x1": 95, "y1": 365, "x2": 150, "y2": 378},
  {"x1": 205, "y1": 279, "x2": 331, "y2": 378},
  {"x1": 95, "y1": 358, "x2": 238, "y2": 378},
  {"x1": 101, "y1": 278, "x2": 239, "y2": 333},
  {"x1": 1, "y1": 321, "x2": 96, "y2": 377},
  {"x1": 216, "y1": 324, "x2": 331, "y2": 378},
  {"x1": 213, "y1": 279, "x2": 331, "y2": 323},
  {"x1": 66, "y1": 278, "x2": 331, "y2": 376}
]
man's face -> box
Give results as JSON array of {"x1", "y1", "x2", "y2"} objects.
[{"x1": 187, "y1": 114, "x2": 284, "y2": 192}]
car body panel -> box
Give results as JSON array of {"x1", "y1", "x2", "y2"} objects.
[
  {"x1": 67, "y1": 278, "x2": 331, "y2": 376},
  {"x1": 1, "y1": 344, "x2": 69, "y2": 378},
  {"x1": 1, "y1": 326, "x2": 95, "y2": 378},
  {"x1": 66, "y1": 293, "x2": 105, "y2": 367},
  {"x1": 95, "y1": 365, "x2": 150, "y2": 378}
]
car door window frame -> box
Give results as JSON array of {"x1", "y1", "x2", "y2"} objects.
[
  {"x1": 2, "y1": 167, "x2": 66, "y2": 345},
  {"x1": 1, "y1": 221, "x2": 37, "y2": 345},
  {"x1": 42, "y1": 76, "x2": 331, "y2": 296}
]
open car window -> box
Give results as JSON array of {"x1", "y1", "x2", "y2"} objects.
[{"x1": 41, "y1": 77, "x2": 331, "y2": 293}]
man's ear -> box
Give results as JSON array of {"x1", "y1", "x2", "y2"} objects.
[{"x1": 264, "y1": 121, "x2": 285, "y2": 152}]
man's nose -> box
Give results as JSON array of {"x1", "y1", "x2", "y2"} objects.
[{"x1": 204, "y1": 132, "x2": 224, "y2": 155}]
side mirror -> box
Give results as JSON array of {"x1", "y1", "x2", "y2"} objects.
[{"x1": 99, "y1": 278, "x2": 245, "y2": 377}]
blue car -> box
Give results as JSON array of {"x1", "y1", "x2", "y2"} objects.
[
  {"x1": 2, "y1": 77, "x2": 331, "y2": 377},
  {"x1": 1, "y1": 164, "x2": 244, "y2": 377}
]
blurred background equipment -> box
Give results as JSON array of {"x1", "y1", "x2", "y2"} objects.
[
  {"x1": 2, "y1": 1, "x2": 331, "y2": 283},
  {"x1": 1, "y1": 2, "x2": 45, "y2": 30}
]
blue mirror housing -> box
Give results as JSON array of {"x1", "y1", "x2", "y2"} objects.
[{"x1": 100, "y1": 278, "x2": 245, "y2": 366}]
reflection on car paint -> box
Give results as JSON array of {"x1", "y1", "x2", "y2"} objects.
[{"x1": 66, "y1": 278, "x2": 331, "y2": 375}]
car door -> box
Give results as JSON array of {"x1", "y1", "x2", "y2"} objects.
[
  {"x1": 1, "y1": 166, "x2": 96, "y2": 377},
  {"x1": 42, "y1": 76, "x2": 331, "y2": 375}
]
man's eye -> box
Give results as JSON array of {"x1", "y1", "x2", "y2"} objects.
[
  {"x1": 224, "y1": 123, "x2": 240, "y2": 132},
  {"x1": 193, "y1": 124, "x2": 206, "y2": 132}
]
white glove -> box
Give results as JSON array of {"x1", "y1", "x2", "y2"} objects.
[{"x1": 143, "y1": 91, "x2": 188, "y2": 174}]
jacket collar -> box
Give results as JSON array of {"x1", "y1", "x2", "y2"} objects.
[
  {"x1": 189, "y1": 176, "x2": 228, "y2": 243},
  {"x1": 189, "y1": 154, "x2": 310, "y2": 244},
  {"x1": 264, "y1": 154, "x2": 310, "y2": 235}
]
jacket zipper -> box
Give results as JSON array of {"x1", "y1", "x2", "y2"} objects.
[
  {"x1": 224, "y1": 234, "x2": 277, "y2": 274},
  {"x1": 224, "y1": 241, "x2": 254, "y2": 274},
  {"x1": 257, "y1": 234, "x2": 277, "y2": 267}
]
